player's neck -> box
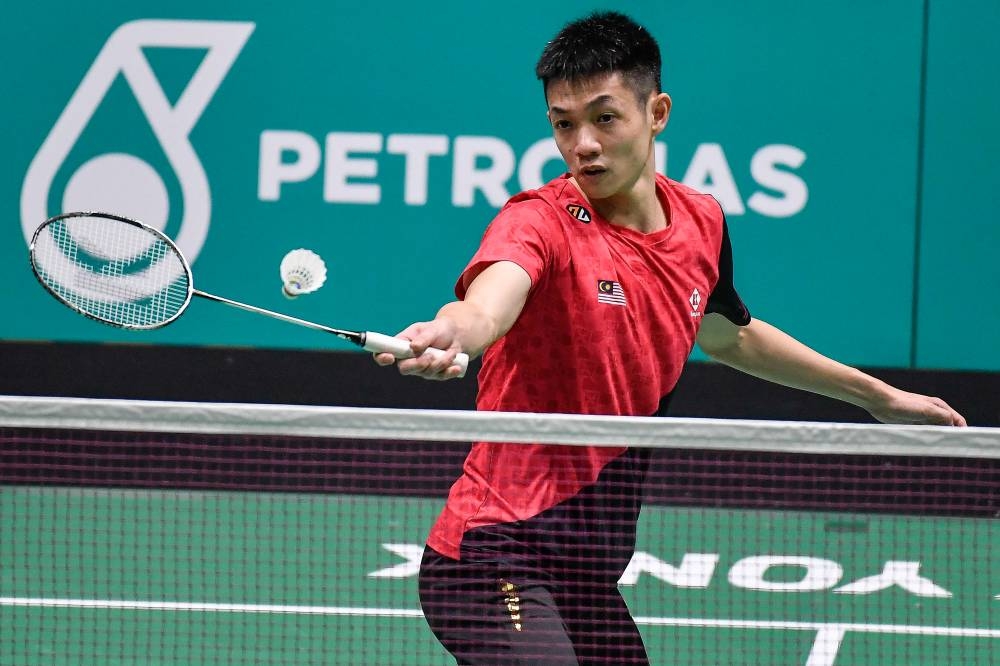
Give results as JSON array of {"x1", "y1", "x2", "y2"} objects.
[{"x1": 578, "y1": 168, "x2": 668, "y2": 234}]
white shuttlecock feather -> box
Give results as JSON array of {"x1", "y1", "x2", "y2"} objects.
[{"x1": 280, "y1": 249, "x2": 327, "y2": 299}]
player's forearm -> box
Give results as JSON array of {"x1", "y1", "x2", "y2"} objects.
[
  {"x1": 432, "y1": 261, "x2": 531, "y2": 359},
  {"x1": 434, "y1": 300, "x2": 508, "y2": 359},
  {"x1": 705, "y1": 318, "x2": 892, "y2": 412}
]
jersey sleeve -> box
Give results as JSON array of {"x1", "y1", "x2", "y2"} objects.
[
  {"x1": 705, "y1": 218, "x2": 751, "y2": 325},
  {"x1": 455, "y1": 201, "x2": 557, "y2": 299}
]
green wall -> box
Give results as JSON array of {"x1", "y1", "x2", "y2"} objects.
[
  {"x1": 916, "y1": 0, "x2": 1000, "y2": 369},
  {"x1": 2, "y1": 1, "x2": 996, "y2": 370}
]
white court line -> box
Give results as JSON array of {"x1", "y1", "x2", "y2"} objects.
[
  {"x1": 634, "y1": 615, "x2": 1000, "y2": 638},
  {"x1": 3, "y1": 597, "x2": 1000, "y2": 638},
  {"x1": 0, "y1": 597, "x2": 421, "y2": 617},
  {"x1": 806, "y1": 627, "x2": 847, "y2": 666}
]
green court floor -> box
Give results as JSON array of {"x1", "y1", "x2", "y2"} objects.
[{"x1": 2, "y1": 487, "x2": 998, "y2": 665}]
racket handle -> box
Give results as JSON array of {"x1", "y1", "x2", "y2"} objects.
[{"x1": 363, "y1": 332, "x2": 469, "y2": 378}]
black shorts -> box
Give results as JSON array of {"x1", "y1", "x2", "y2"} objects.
[{"x1": 418, "y1": 546, "x2": 649, "y2": 665}]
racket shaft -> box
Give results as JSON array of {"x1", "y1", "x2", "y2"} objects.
[
  {"x1": 364, "y1": 332, "x2": 469, "y2": 377},
  {"x1": 193, "y1": 290, "x2": 361, "y2": 341},
  {"x1": 195, "y1": 290, "x2": 469, "y2": 377}
]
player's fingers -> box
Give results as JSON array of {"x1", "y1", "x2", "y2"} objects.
[
  {"x1": 393, "y1": 322, "x2": 430, "y2": 352},
  {"x1": 939, "y1": 404, "x2": 967, "y2": 427},
  {"x1": 372, "y1": 351, "x2": 397, "y2": 367},
  {"x1": 396, "y1": 349, "x2": 462, "y2": 380},
  {"x1": 387, "y1": 324, "x2": 431, "y2": 357},
  {"x1": 440, "y1": 363, "x2": 465, "y2": 380},
  {"x1": 396, "y1": 352, "x2": 439, "y2": 377},
  {"x1": 928, "y1": 397, "x2": 967, "y2": 427},
  {"x1": 407, "y1": 320, "x2": 459, "y2": 357},
  {"x1": 422, "y1": 360, "x2": 465, "y2": 381},
  {"x1": 408, "y1": 336, "x2": 445, "y2": 358},
  {"x1": 932, "y1": 407, "x2": 965, "y2": 427},
  {"x1": 425, "y1": 345, "x2": 458, "y2": 368},
  {"x1": 417, "y1": 347, "x2": 457, "y2": 375}
]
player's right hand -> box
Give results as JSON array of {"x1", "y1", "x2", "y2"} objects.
[{"x1": 372, "y1": 318, "x2": 465, "y2": 381}]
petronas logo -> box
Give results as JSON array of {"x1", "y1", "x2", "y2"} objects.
[{"x1": 20, "y1": 20, "x2": 255, "y2": 264}]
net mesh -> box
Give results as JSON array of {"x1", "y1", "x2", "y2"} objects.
[{"x1": 2, "y1": 396, "x2": 999, "y2": 665}]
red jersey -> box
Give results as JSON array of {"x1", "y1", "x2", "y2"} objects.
[{"x1": 428, "y1": 173, "x2": 748, "y2": 561}]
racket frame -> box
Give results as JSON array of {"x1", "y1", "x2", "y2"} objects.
[{"x1": 29, "y1": 211, "x2": 195, "y2": 330}]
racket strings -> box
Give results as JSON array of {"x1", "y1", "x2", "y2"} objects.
[{"x1": 33, "y1": 215, "x2": 191, "y2": 329}]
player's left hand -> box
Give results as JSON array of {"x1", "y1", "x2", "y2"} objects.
[{"x1": 866, "y1": 388, "x2": 967, "y2": 426}]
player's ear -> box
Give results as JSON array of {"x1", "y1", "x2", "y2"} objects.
[{"x1": 651, "y1": 92, "x2": 671, "y2": 135}]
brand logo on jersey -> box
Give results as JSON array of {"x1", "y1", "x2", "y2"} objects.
[
  {"x1": 597, "y1": 279, "x2": 626, "y2": 306},
  {"x1": 690, "y1": 288, "x2": 702, "y2": 317},
  {"x1": 566, "y1": 204, "x2": 591, "y2": 223}
]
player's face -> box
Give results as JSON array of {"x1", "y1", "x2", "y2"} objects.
[{"x1": 546, "y1": 72, "x2": 669, "y2": 202}]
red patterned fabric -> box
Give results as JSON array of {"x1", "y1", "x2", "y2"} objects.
[{"x1": 428, "y1": 174, "x2": 742, "y2": 559}]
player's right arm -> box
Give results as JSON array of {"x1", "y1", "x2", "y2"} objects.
[{"x1": 373, "y1": 260, "x2": 532, "y2": 380}]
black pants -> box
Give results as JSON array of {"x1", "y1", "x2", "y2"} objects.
[{"x1": 418, "y1": 546, "x2": 649, "y2": 665}]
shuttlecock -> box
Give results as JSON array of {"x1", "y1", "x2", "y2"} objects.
[{"x1": 280, "y1": 248, "x2": 327, "y2": 299}]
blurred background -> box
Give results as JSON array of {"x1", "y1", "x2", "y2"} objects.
[{"x1": 2, "y1": 0, "x2": 997, "y2": 423}]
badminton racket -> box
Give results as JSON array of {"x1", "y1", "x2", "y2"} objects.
[{"x1": 28, "y1": 211, "x2": 469, "y2": 377}]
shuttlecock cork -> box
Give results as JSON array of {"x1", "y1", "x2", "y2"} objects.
[{"x1": 280, "y1": 249, "x2": 327, "y2": 299}]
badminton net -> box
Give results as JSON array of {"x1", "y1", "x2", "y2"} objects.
[{"x1": 2, "y1": 396, "x2": 999, "y2": 665}]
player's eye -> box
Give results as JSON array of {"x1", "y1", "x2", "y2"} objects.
[
  {"x1": 597, "y1": 113, "x2": 615, "y2": 124},
  {"x1": 553, "y1": 119, "x2": 572, "y2": 130}
]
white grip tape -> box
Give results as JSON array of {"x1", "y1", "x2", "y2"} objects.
[{"x1": 363, "y1": 331, "x2": 469, "y2": 378}]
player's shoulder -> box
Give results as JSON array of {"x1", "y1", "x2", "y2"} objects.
[
  {"x1": 658, "y1": 173, "x2": 721, "y2": 204},
  {"x1": 496, "y1": 175, "x2": 579, "y2": 227},
  {"x1": 657, "y1": 173, "x2": 726, "y2": 220}
]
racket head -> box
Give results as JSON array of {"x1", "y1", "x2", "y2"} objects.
[{"x1": 29, "y1": 211, "x2": 194, "y2": 330}]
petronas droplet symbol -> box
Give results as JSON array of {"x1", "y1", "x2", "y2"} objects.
[{"x1": 21, "y1": 20, "x2": 255, "y2": 272}]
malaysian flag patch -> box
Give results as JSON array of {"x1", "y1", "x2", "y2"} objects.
[{"x1": 597, "y1": 279, "x2": 626, "y2": 306}]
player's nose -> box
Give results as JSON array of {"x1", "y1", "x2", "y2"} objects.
[{"x1": 574, "y1": 127, "x2": 601, "y2": 159}]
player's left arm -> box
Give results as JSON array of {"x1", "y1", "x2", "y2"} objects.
[{"x1": 695, "y1": 315, "x2": 967, "y2": 426}]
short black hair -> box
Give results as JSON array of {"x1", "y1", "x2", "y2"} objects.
[{"x1": 535, "y1": 12, "x2": 661, "y2": 102}]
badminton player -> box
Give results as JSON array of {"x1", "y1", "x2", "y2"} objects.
[{"x1": 375, "y1": 12, "x2": 966, "y2": 664}]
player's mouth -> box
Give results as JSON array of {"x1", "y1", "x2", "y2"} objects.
[{"x1": 578, "y1": 165, "x2": 607, "y2": 180}]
